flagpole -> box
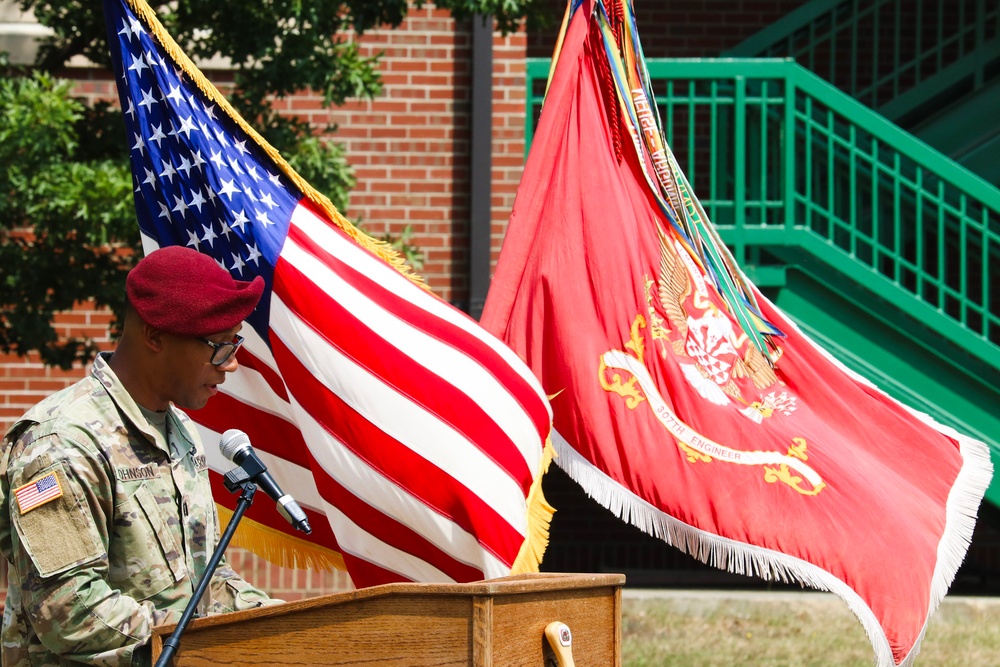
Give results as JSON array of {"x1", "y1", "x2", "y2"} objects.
[{"x1": 468, "y1": 12, "x2": 493, "y2": 320}]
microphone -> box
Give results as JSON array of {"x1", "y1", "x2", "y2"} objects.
[{"x1": 218, "y1": 429, "x2": 312, "y2": 534}]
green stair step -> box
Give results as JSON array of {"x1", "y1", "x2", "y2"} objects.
[
  {"x1": 959, "y1": 132, "x2": 1000, "y2": 187},
  {"x1": 911, "y1": 77, "x2": 1000, "y2": 181}
]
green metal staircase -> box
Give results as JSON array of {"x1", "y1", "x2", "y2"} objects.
[
  {"x1": 525, "y1": 54, "x2": 1000, "y2": 506},
  {"x1": 720, "y1": 0, "x2": 1000, "y2": 504},
  {"x1": 726, "y1": 0, "x2": 1000, "y2": 183}
]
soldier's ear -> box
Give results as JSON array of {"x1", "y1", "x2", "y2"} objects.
[{"x1": 142, "y1": 323, "x2": 165, "y2": 353}]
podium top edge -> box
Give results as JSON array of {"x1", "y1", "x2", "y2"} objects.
[
  {"x1": 350, "y1": 572, "x2": 626, "y2": 598},
  {"x1": 153, "y1": 573, "x2": 626, "y2": 635}
]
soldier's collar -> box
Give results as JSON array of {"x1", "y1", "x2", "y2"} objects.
[{"x1": 92, "y1": 353, "x2": 171, "y2": 454}]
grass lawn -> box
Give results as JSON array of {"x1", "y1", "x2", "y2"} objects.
[{"x1": 622, "y1": 590, "x2": 1000, "y2": 666}]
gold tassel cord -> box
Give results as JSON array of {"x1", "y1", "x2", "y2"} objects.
[
  {"x1": 217, "y1": 505, "x2": 347, "y2": 573},
  {"x1": 510, "y1": 437, "x2": 556, "y2": 575},
  {"x1": 122, "y1": 0, "x2": 426, "y2": 289}
]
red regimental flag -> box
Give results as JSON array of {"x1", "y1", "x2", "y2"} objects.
[{"x1": 481, "y1": 2, "x2": 992, "y2": 665}]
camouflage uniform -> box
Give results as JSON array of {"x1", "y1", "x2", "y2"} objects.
[{"x1": 0, "y1": 353, "x2": 273, "y2": 666}]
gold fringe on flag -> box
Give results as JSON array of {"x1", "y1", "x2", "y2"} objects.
[
  {"x1": 216, "y1": 506, "x2": 347, "y2": 572},
  {"x1": 123, "y1": 0, "x2": 426, "y2": 289},
  {"x1": 510, "y1": 438, "x2": 556, "y2": 575}
]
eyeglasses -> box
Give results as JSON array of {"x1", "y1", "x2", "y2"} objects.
[{"x1": 198, "y1": 334, "x2": 245, "y2": 366}]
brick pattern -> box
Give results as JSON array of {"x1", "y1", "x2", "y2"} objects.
[
  {"x1": 224, "y1": 549, "x2": 354, "y2": 599},
  {"x1": 491, "y1": 32, "x2": 527, "y2": 269},
  {"x1": 301, "y1": 10, "x2": 474, "y2": 302},
  {"x1": 300, "y1": 8, "x2": 526, "y2": 303},
  {"x1": 56, "y1": 69, "x2": 117, "y2": 106},
  {"x1": 0, "y1": 302, "x2": 114, "y2": 427}
]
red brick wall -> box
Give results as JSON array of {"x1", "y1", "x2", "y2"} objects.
[
  {"x1": 297, "y1": 10, "x2": 473, "y2": 300},
  {"x1": 0, "y1": 302, "x2": 115, "y2": 426},
  {"x1": 224, "y1": 549, "x2": 353, "y2": 599},
  {"x1": 302, "y1": 7, "x2": 526, "y2": 300},
  {"x1": 491, "y1": 33, "x2": 528, "y2": 267}
]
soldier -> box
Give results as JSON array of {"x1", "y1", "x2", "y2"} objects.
[{"x1": 0, "y1": 246, "x2": 279, "y2": 666}]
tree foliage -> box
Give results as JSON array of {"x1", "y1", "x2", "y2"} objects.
[
  {"x1": 0, "y1": 73, "x2": 134, "y2": 367},
  {"x1": 2, "y1": 0, "x2": 550, "y2": 367},
  {"x1": 24, "y1": 0, "x2": 551, "y2": 146}
]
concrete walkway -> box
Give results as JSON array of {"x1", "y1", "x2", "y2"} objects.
[{"x1": 622, "y1": 587, "x2": 1000, "y2": 607}]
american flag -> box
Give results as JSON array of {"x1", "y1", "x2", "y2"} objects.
[
  {"x1": 102, "y1": 0, "x2": 553, "y2": 587},
  {"x1": 15, "y1": 472, "x2": 63, "y2": 514}
]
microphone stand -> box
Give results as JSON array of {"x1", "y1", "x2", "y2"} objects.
[{"x1": 154, "y1": 469, "x2": 258, "y2": 667}]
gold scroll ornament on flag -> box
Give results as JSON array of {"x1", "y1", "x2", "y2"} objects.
[{"x1": 598, "y1": 231, "x2": 826, "y2": 497}]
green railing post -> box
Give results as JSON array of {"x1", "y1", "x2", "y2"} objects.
[
  {"x1": 733, "y1": 76, "x2": 747, "y2": 265},
  {"x1": 784, "y1": 72, "x2": 796, "y2": 232}
]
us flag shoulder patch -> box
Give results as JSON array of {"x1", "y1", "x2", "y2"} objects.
[{"x1": 15, "y1": 471, "x2": 63, "y2": 514}]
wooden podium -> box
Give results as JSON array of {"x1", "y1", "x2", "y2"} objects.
[{"x1": 151, "y1": 572, "x2": 624, "y2": 666}]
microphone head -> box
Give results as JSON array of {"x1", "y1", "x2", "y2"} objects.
[{"x1": 219, "y1": 429, "x2": 252, "y2": 462}]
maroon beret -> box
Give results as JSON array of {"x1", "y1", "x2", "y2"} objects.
[{"x1": 126, "y1": 246, "x2": 264, "y2": 337}]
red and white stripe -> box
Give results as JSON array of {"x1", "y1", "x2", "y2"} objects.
[{"x1": 185, "y1": 202, "x2": 552, "y2": 587}]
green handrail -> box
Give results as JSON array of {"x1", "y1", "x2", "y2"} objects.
[
  {"x1": 525, "y1": 57, "x2": 1000, "y2": 369},
  {"x1": 725, "y1": 0, "x2": 1000, "y2": 121}
]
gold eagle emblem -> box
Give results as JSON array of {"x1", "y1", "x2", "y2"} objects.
[{"x1": 655, "y1": 227, "x2": 776, "y2": 391}]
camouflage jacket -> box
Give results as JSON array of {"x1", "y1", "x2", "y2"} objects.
[{"x1": 0, "y1": 353, "x2": 274, "y2": 667}]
